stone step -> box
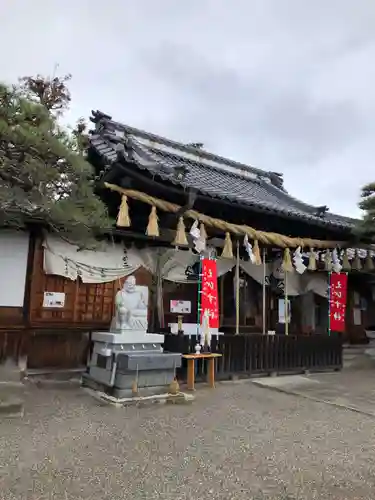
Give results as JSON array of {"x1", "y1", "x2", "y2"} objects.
[
  {"x1": 342, "y1": 340, "x2": 375, "y2": 369},
  {"x1": 343, "y1": 351, "x2": 367, "y2": 359},
  {"x1": 342, "y1": 343, "x2": 375, "y2": 369},
  {"x1": 0, "y1": 398, "x2": 24, "y2": 418},
  {"x1": 343, "y1": 344, "x2": 369, "y2": 352},
  {"x1": 26, "y1": 367, "x2": 85, "y2": 376},
  {"x1": 343, "y1": 355, "x2": 375, "y2": 370},
  {"x1": 25, "y1": 368, "x2": 84, "y2": 388},
  {"x1": 343, "y1": 346, "x2": 369, "y2": 360}
]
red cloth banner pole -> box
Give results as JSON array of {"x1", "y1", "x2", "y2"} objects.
[
  {"x1": 329, "y1": 273, "x2": 348, "y2": 333},
  {"x1": 200, "y1": 259, "x2": 219, "y2": 328}
]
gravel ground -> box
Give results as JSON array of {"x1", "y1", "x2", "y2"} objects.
[{"x1": 0, "y1": 381, "x2": 374, "y2": 500}]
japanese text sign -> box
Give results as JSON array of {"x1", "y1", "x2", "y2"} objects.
[
  {"x1": 329, "y1": 273, "x2": 348, "y2": 332},
  {"x1": 200, "y1": 259, "x2": 219, "y2": 328}
]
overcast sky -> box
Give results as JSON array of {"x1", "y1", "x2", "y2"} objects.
[{"x1": 1, "y1": 1, "x2": 374, "y2": 217}]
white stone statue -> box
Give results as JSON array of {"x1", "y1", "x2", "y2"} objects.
[{"x1": 111, "y1": 275, "x2": 149, "y2": 332}]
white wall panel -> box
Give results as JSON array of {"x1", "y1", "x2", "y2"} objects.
[{"x1": 0, "y1": 230, "x2": 30, "y2": 307}]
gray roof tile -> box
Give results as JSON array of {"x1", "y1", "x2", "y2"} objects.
[{"x1": 89, "y1": 110, "x2": 356, "y2": 230}]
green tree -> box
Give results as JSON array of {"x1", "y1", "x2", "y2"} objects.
[
  {"x1": 359, "y1": 182, "x2": 375, "y2": 238},
  {"x1": 0, "y1": 73, "x2": 110, "y2": 247}
]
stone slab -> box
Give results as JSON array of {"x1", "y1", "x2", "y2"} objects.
[
  {"x1": 252, "y1": 371, "x2": 375, "y2": 418},
  {"x1": 82, "y1": 386, "x2": 194, "y2": 408},
  {"x1": 0, "y1": 359, "x2": 23, "y2": 383},
  {"x1": 114, "y1": 368, "x2": 176, "y2": 388},
  {"x1": 91, "y1": 331, "x2": 164, "y2": 345},
  {"x1": 84, "y1": 365, "x2": 177, "y2": 395},
  {"x1": 82, "y1": 372, "x2": 172, "y2": 397},
  {"x1": 116, "y1": 351, "x2": 181, "y2": 371},
  {"x1": 112, "y1": 383, "x2": 175, "y2": 399},
  {"x1": 85, "y1": 366, "x2": 111, "y2": 386},
  {"x1": 0, "y1": 398, "x2": 24, "y2": 418},
  {"x1": 252, "y1": 375, "x2": 320, "y2": 390}
]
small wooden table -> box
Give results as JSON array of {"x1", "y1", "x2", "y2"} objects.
[{"x1": 182, "y1": 353, "x2": 222, "y2": 391}]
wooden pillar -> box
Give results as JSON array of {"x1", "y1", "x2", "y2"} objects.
[
  {"x1": 220, "y1": 275, "x2": 224, "y2": 326},
  {"x1": 20, "y1": 229, "x2": 38, "y2": 365},
  {"x1": 301, "y1": 291, "x2": 315, "y2": 334}
]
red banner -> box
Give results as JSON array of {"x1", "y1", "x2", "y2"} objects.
[
  {"x1": 200, "y1": 259, "x2": 219, "y2": 328},
  {"x1": 329, "y1": 273, "x2": 348, "y2": 332}
]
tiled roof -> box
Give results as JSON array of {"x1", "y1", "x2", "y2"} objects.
[{"x1": 89, "y1": 110, "x2": 356, "y2": 230}]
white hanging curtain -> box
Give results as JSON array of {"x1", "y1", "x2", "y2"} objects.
[
  {"x1": 43, "y1": 235, "x2": 143, "y2": 283},
  {"x1": 163, "y1": 250, "x2": 199, "y2": 282},
  {"x1": 44, "y1": 236, "x2": 326, "y2": 298},
  {"x1": 217, "y1": 258, "x2": 236, "y2": 277},
  {"x1": 240, "y1": 259, "x2": 271, "y2": 285},
  {"x1": 270, "y1": 259, "x2": 302, "y2": 296},
  {"x1": 140, "y1": 248, "x2": 199, "y2": 326},
  {"x1": 301, "y1": 273, "x2": 328, "y2": 298},
  {"x1": 43, "y1": 238, "x2": 237, "y2": 285},
  {"x1": 239, "y1": 259, "x2": 301, "y2": 296}
]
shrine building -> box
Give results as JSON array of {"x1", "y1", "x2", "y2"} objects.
[{"x1": 0, "y1": 109, "x2": 373, "y2": 372}]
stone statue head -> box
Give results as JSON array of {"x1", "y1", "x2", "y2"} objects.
[{"x1": 123, "y1": 275, "x2": 136, "y2": 293}]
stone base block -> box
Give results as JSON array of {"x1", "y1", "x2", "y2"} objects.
[
  {"x1": 82, "y1": 386, "x2": 194, "y2": 408},
  {"x1": 82, "y1": 373, "x2": 173, "y2": 399},
  {"x1": 114, "y1": 368, "x2": 176, "y2": 391},
  {"x1": 86, "y1": 365, "x2": 178, "y2": 392},
  {"x1": 112, "y1": 384, "x2": 170, "y2": 399},
  {"x1": 91, "y1": 331, "x2": 164, "y2": 345},
  {"x1": 0, "y1": 398, "x2": 24, "y2": 418}
]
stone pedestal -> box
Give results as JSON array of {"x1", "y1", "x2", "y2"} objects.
[
  {"x1": 83, "y1": 331, "x2": 182, "y2": 398},
  {"x1": 0, "y1": 360, "x2": 25, "y2": 418},
  {"x1": 83, "y1": 276, "x2": 182, "y2": 398}
]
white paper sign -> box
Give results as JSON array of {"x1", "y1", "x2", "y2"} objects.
[
  {"x1": 278, "y1": 298, "x2": 291, "y2": 324},
  {"x1": 43, "y1": 292, "x2": 66, "y2": 308},
  {"x1": 170, "y1": 300, "x2": 191, "y2": 314}
]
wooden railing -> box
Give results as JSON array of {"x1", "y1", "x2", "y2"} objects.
[{"x1": 164, "y1": 333, "x2": 342, "y2": 381}]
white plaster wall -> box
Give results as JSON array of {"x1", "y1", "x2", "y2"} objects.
[{"x1": 0, "y1": 230, "x2": 30, "y2": 307}]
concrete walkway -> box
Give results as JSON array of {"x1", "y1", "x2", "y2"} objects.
[{"x1": 252, "y1": 369, "x2": 375, "y2": 417}]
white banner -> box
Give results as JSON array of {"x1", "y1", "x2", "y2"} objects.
[
  {"x1": 239, "y1": 258, "x2": 328, "y2": 297},
  {"x1": 43, "y1": 236, "x2": 199, "y2": 284},
  {"x1": 43, "y1": 235, "x2": 329, "y2": 297},
  {"x1": 43, "y1": 236, "x2": 144, "y2": 283},
  {"x1": 300, "y1": 273, "x2": 328, "y2": 298}
]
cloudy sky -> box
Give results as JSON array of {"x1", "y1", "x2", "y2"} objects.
[{"x1": 1, "y1": 0, "x2": 374, "y2": 217}]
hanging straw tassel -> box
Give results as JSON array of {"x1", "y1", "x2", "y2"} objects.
[
  {"x1": 341, "y1": 249, "x2": 351, "y2": 271},
  {"x1": 282, "y1": 248, "x2": 293, "y2": 272},
  {"x1": 352, "y1": 250, "x2": 362, "y2": 271},
  {"x1": 253, "y1": 239, "x2": 262, "y2": 265},
  {"x1": 116, "y1": 195, "x2": 131, "y2": 227},
  {"x1": 324, "y1": 250, "x2": 333, "y2": 272},
  {"x1": 172, "y1": 217, "x2": 188, "y2": 246},
  {"x1": 146, "y1": 205, "x2": 159, "y2": 237},
  {"x1": 364, "y1": 251, "x2": 374, "y2": 272},
  {"x1": 308, "y1": 248, "x2": 317, "y2": 271},
  {"x1": 199, "y1": 222, "x2": 207, "y2": 240},
  {"x1": 221, "y1": 232, "x2": 234, "y2": 258}
]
